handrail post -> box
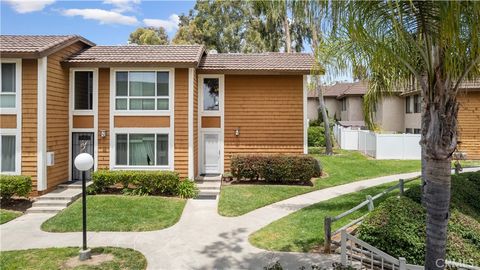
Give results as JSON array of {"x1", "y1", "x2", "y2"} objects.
[
  {"x1": 399, "y1": 257, "x2": 407, "y2": 270},
  {"x1": 366, "y1": 195, "x2": 374, "y2": 211},
  {"x1": 341, "y1": 230, "x2": 347, "y2": 266},
  {"x1": 324, "y1": 217, "x2": 332, "y2": 253},
  {"x1": 399, "y1": 179, "x2": 405, "y2": 196}
]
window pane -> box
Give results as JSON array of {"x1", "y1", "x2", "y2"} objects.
[
  {"x1": 116, "y1": 99, "x2": 127, "y2": 110},
  {"x1": 116, "y1": 134, "x2": 128, "y2": 165},
  {"x1": 157, "y1": 99, "x2": 169, "y2": 110},
  {"x1": 1, "y1": 135, "x2": 15, "y2": 172},
  {"x1": 1, "y1": 63, "x2": 15, "y2": 93},
  {"x1": 0, "y1": 94, "x2": 15, "y2": 108},
  {"x1": 156, "y1": 134, "x2": 168, "y2": 166},
  {"x1": 74, "y1": 71, "x2": 93, "y2": 110},
  {"x1": 129, "y1": 134, "x2": 155, "y2": 166},
  {"x1": 130, "y1": 72, "x2": 155, "y2": 96},
  {"x1": 116, "y1": 72, "x2": 128, "y2": 96},
  {"x1": 130, "y1": 99, "x2": 155, "y2": 110},
  {"x1": 203, "y1": 78, "x2": 219, "y2": 111},
  {"x1": 157, "y1": 72, "x2": 169, "y2": 96}
]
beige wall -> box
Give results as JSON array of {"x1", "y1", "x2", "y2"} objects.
[
  {"x1": 346, "y1": 96, "x2": 364, "y2": 121},
  {"x1": 375, "y1": 96, "x2": 405, "y2": 132},
  {"x1": 307, "y1": 99, "x2": 319, "y2": 121},
  {"x1": 405, "y1": 113, "x2": 421, "y2": 130},
  {"x1": 325, "y1": 97, "x2": 341, "y2": 120}
]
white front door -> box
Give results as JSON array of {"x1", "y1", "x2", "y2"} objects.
[{"x1": 204, "y1": 133, "x2": 220, "y2": 174}]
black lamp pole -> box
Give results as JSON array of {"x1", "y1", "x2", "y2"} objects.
[{"x1": 82, "y1": 170, "x2": 87, "y2": 251}]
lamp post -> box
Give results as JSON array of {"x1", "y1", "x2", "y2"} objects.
[{"x1": 74, "y1": 152, "x2": 94, "y2": 261}]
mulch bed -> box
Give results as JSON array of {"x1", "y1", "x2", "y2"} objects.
[
  {"x1": 222, "y1": 179, "x2": 314, "y2": 187},
  {"x1": 1, "y1": 197, "x2": 33, "y2": 212}
]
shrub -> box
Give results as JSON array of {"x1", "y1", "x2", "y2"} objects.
[
  {"x1": 230, "y1": 154, "x2": 321, "y2": 183},
  {"x1": 0, "y1": 175, "x2": 32, "y2": 201},
  {"x1": 90, "y1": 170, "x2": 181, "y2": 196},
  {"x1": 177, "y1": 179, "x2": 199, "y2": 199},
  {"x1": 308, "y1": 126, "x2": 326, "y2": 147}
]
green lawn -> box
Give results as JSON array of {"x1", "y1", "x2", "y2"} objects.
[
  {"x1": 42, "y1": 195, "x2": 186, "y2": 232},
  {"x1": 249, "y1": 180, "x2": 419, "y2": 252},
  {"x1": 0, "y1": 209, "x2": 22, "y2": 224},
  {"x1": 0, "y1": 247, "x2": 146, "y2": 270},
  {"x1": 218, "y1": 149, "x2": 421, "y2": 216}
]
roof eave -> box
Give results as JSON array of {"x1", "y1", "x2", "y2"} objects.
[{"x1": 62, "y1": 61, "x2": 198, "y2": 68}]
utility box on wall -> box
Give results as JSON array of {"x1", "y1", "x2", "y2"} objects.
[{"x1": 46, "y1": 152, "x2": 55, "y2": 166}]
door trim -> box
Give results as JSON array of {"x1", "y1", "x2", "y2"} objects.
[
  {"x1": 199, "y1": 129, "x2": 224, "y2": 175},
  {"x1": 71, "y1": 132, "x2": 95, "y2": 180}
]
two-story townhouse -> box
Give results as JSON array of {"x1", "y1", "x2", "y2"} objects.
[{"x1": 0, "y1": 35, "x2": 314, "y2": 195}]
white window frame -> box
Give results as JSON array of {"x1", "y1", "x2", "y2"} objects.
[
  {"x1": 112, "y1": 68, "x2": 173, "y2": 115},
  {"x1": 199, "y1": 74, "x2": 224, "y2": 116},
  {"x1": 72, "y1": 69, "x2": 96, "y2": 113},
  {"x1": 0, "y1": 131, "x2": 21, "y2": 175},
  {"x1": 0, "y1": 59, "x2": 22, "y2": 115},
  {"x1": 111, "y1": 128, "x2": 174, "y2": 171}
]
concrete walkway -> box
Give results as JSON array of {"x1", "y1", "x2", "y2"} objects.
[{"x1": 1, "y1": 168, "x2": 478, "y2": 269}]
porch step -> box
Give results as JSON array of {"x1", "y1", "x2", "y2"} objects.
[
  {"x1": 26, "y1": 206, "x2": 66, "y2": 214},
  {"x1": 26, "y1": 181, "x2": 87, "y2": 214},
  {"x1": 32, "y1": 199, "x2": 72, "y2": 208},
  {"x1": 57, "y1": 180, "x2": 92, "y2": 189},
  {"x1": 194, "y1": 175, "x2": 222, "y2": 200}
]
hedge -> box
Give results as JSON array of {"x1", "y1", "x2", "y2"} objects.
[
  {"x1": 88, "y1": 170, "x2": 197, "y2": 198},
  {"x1": 230, "y1": 154, "x2": 321, "y2": 183},
  {"x1": 359, "y1": 171, "x2": 480, "y2": 264},
  {"x1": 0, "y1": 175, "x2": 32, "y2": 201}
]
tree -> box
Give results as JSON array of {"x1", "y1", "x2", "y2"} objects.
[
  {"x1": 129, "y1": 27, "x2": 169, "y2": 45},
  {"x1": 320, "y1": 1, "x2": 480, "y2": 268}
]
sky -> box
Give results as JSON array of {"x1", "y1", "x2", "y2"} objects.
[
  {"x1": 1, "y1": 0, "x2": 194, "y2": 45},
  {"x1": 1, "y1": 0, "x2": 352, "y2": 83}
]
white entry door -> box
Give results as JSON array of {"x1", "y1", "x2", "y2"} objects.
[{"x1": 204, "y1": 133, "x2": 220, "y2": 174}]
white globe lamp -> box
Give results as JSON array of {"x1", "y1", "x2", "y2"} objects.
[{"x1": 74, "y1": 153, "x2": 94, "y2": 171}]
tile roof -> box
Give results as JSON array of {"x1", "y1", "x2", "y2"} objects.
[
  {"x1": 65, "y1": 45, "x2": 205, "y2": 66},
  {"x1": 342, "y1": 81, "x2": 368, "y2": 96},
  {"x1": 0, "y1": 35, "x2": 94, "y2": 57},
  {"x1": 324, "y1": 82, "x2": 354, "y2": 97},
  {"x1": 198, "y1": 52, "x2": 314, "y2": 74}
]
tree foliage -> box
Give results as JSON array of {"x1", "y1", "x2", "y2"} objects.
[
  {"x1": 172, "y1": 0, "x2": 309, "y2": 53},
  {"x1": 129, "y1": 27, "x2": 169, "y2": 45}
]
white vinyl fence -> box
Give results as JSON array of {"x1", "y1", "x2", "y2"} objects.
[{"x1": 333, "y1": 124, "x2": 421, "y2": 160}]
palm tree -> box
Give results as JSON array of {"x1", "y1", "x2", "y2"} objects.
[{"x1": 314, "y1": 1, "x2": 480, "y2": 268}]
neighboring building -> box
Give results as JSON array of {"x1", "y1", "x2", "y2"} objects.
[{"x1": 0, "y1": 35, "x2": 314, "y2": 195}]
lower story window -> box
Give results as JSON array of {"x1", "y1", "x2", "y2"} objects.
[
  {"x1": 115, "y1": 133, "x2": 168, "y2": 166},
  {"x1": 1, "y1": 135, "x2": 16, "y2": 172}
]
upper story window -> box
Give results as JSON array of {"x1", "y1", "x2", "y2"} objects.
[
  {"x1": 1, "y1": 63, "x2": 16, "y2": 108},
  {"x1": 341, "y1": 98, "x2": 347, "y2": 111},
  {"x1": 115, "y1": 71, "x2": 169, "y2": 111},
  {"x1": 203, "y1": 78, "x2": 219, "y2": 111},
  {"x1": 405, "y1": 96, "x2": 412, "y2": 113},
  {"x1": 413, "y1": 95, "x2": 421, "y2": 113},
  {"x1": 74, "y1": 71, "x2": 93, "y2": 110}
]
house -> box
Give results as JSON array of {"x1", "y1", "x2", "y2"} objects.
[
  {"x1": 0, "y1": 35, "x2": 314, "y2": 195},
  {"x1": 311, "y1": 80, "x2": 480, "y2": 159}
]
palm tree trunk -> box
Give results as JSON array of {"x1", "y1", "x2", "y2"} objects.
[{"x1": 424, "y1": 158, "x2": 451, "y2": 270}]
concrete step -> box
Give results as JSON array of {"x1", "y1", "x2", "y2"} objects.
[
  {"x1": 26, "y1": 206, "x2": 65, "y2": 214},
  {"x1": 36, "y1": 188, "x2": 82, "y2": 201},
  {"x1": 57, "y1": 181, "x2": 93, "y2": 189},
  {"x1": 32, "y1": 199, "x2": 72, "y2": 208}
]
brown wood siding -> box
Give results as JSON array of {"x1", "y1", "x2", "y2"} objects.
[
  {"x1": 0, "y1": 115, "x2": 16, "y2": 128},
  {"x1": 458, "y1": 91, "x2": 480, "y2": 159},
  {"x1": 114, "y1": 116, "x2": 170, "y2": 128},
  {"x1": 201, "y1": 116, "x2": 221, "y2": 128},
  {"x1": 193, "y1": 69, "x2": 198, "y2": 177},
  {"x1": 73, "y1": 115, "x2": 94, "y2": 128},
  {"x1": 224, "y1": 75, "x2": 304, "y2": 172},
  {"x1": 21, "y1": 59, "x2": 38, "y2": 192},
  {"x1": 174, "y1": 68, "x2": 188, "y2": 177},
  {"x1": 46, "y1": 41, "x2": 88, "y2": 188},
  {"x1": 97, "y1": 68, "x2": 110, "y2": 169}
]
